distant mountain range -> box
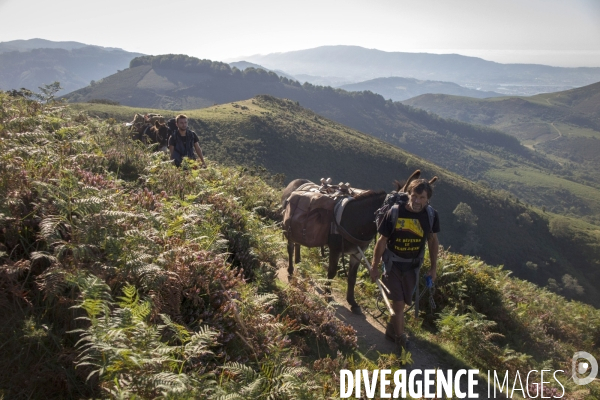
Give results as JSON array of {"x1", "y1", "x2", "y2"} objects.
[
  {"x1": 63, "y1": 54, "x2": 600, "y2": 222},
  {"x1": 338, "y1": 77, "x2": 503, "y2": 101},
  {"x1": 242, "y1": 45, "x2": 600, "y2": 96},
  {"x1": 0, "y1": 39, "x2": 143, "y2": 95},
  {"x1": 228, "y1": 63, "x2": 500, "y2": 100}
]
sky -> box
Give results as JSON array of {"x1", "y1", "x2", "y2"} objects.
[{"x1": 1, "y1": 0, "x2": 599, "y2": 67}]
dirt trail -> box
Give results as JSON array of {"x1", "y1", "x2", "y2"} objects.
[
  {"x1": 549, "y1": 122, "x2": 563, "y2": 141},
  {"x1": 276, "y1": 262, "x2": 494, "y2": 399}
]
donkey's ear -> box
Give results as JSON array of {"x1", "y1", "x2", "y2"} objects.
[
  {"x1": 401, "y1": 169, "x2": 421, "y2": 192},
  {"x1": 429, "y1": 176, "x2": 438, "y2": 185}
]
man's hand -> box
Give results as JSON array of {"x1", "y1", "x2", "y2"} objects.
[
  {"x1": 370, "y1": 265, "x2": 380, "y2": 282},
  {"x1": 427, "y1": 268, "x2": 436, "y2": 282}
]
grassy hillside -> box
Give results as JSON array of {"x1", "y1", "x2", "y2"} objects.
[
  {"x1": 62, "y1": 54, "x2": 589, "y2": 218},
  {"x1": 403, "y1": 82, "x2": 600, "y2": 171},
  {"x1": 2, "y1": 91, "x2": 599, "y2": 399},
  {"x1": 73, "y1": 97, "x2": 600, "y2": 307},
  {"x1": 404, "y1": 82, "x2": 600, "y2": 220}
]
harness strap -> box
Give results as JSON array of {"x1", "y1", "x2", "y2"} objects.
[
  {"x1": 335, "y1": 220, "x2": 373, "y2": 247},
  {"x1": 383, "y1": 248, "x2": 424, "y2": 264}
]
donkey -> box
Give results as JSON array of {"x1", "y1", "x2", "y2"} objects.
[
  {"x1": 282, "y1": 179, "x2": 386, "y2": 315},
  {"x1": 128, "y1": 114, "x2": 169, "y2": 152},
  {"x1": 281, "y1": 171, "x2": 425, "y2": 315},
  {"x1": 135, "y1": 121, "x2": 169, "y2": 152},
  {"x1": 143, "y1": 121, "x2": 170, "y2": 151}
]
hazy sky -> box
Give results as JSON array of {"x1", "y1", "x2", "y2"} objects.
[{"x1": 1, "y1": 0, "x2": 599, "y2": 67}]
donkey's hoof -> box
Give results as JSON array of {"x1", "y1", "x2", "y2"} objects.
[{"x1": 350, "y1": 305, "x2": 363, "y2": 315}]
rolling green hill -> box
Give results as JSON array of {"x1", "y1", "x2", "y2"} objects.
[
  {"x1": 404, "y1": 82, "x2": 600, "y2": 138},
  {"x1": 402, "y1": 82, "x2": 600, "y2": 167},
  {"x1": 63, "y1": 54, "x2": 598, "y2": 222},
  {"x1": 74, "y1": 96, "x2": 600, "y2": 307},
  {"x1": 403, "y1": 82, "x2": 600, "y2": 220}
]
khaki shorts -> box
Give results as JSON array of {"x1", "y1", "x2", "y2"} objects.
[{"x1": 381, "y1": 264, "x2": 418, "y2": 305}]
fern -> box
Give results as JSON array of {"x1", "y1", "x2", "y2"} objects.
[{"x1": 71, "y1": 277, "x2": 218, "y2": 396}]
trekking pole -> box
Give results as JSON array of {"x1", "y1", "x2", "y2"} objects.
[{"x1": 356, "y1": 246, "x2": 395, "y2": 317}]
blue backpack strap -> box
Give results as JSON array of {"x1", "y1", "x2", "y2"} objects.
[
  {"x1": 426, "y1": 205, "x2": 435, "y2": 234},
  {"x1": 391, "y1": 203, "x2": 399, "y2": 231}
]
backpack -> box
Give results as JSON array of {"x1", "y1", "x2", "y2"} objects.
[
  {"x1": 375, "y1": 191, "x2": 409, "y2": 231},
  {"x1": 374, "y1": 191, "x2": 435, "y2": 265}
]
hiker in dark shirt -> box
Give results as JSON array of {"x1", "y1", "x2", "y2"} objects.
[
  {"x1": 370, "y1": 179, "x2": 440, "y2": 353},
  {"x1": 168, "y1": 114, "x2": 206, "y2": 168}
]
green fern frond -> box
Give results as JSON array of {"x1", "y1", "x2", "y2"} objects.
[
  {"x1": 101, "y1": 210, "x2": 147, "y2": 220},
  {"x1": 118, "y1": 285, "x2": 139, "y2": 307},
  {"x1": 36, "y1": 266, "x2": 69, "y2": 299},
  {"x1": 74, "y1": 196, "x2": 105, "y2": 205},
  {"x1": 39, "y1": 215, "x2": 68, "y2": 243},
  {"x1": 215, "y1": 394, "x2": 243, "y2": 400},
  {"x1": 115, "y1": 285, "x2": 151, "y2": 322},
  {"x1": 150, "y1": 372, "x2": 190, "y2": 394},
  {"x1": 253, "y1": 293, "x2": 279, "y2": 307},
  {"x1": 223, "y1": 362, "x2": 260, "y2": 383},
  {"x1": 159, "y1": 314, "x2": 191, "y2": 343},
  {"x1": 30, "y1": 250, "x2": 58, "y2": 265}
]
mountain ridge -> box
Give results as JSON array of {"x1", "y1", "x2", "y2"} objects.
[
  {"x1": 338, "y1": 76, "x2": 503, "y2": 101},
  {"x1": 0, "y1": 39, "x2": 143, "y2": 95},
  {"x1": 0, "y1": 38, "x2": 129, "y2": 53},
  {"x1": 242, "y1": 45, "x2": 600, "y2": 96}
]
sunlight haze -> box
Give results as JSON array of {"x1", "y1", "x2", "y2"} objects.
[{"x1": 1, "y1": 0, "x2": 599, "y2": 66}]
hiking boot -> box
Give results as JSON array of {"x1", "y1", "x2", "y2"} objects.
[
  {"x1": 394, "y1": 333, "x2": 409, "y2": 354},
  {"x1": 385, "y1": 321, "x2": 396, "y2": 342}
]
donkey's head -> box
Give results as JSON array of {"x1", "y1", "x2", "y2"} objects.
[
  {"x1": 395, "y1": 169, "x2": 438, "y2": 194},
  {"x1": 145, "y1": 121, "x2": 169, "y2": 147}
]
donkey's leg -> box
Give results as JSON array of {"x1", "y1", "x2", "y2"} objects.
[
  {"x1": 294, "y1": 243, "x2": 301, "y2": 264},
  {"x1": 327, "y1": 248, "x2": 341, "y2": 280},
  {"x1": 287, "y1": 240, "x2": 295, "y2": 276},
  {"x1": 347, "y1": 253, "x2": 363, "y2": 315},
  {"x1": 324, "y1": 243, "x2": 342, "y2": 301},
  {"x1": 321, "y1": 246, "x2": 326, "y2": 258},
  {"x1": 327, "y1": 234, "x2": 342, "y2": 279}
]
